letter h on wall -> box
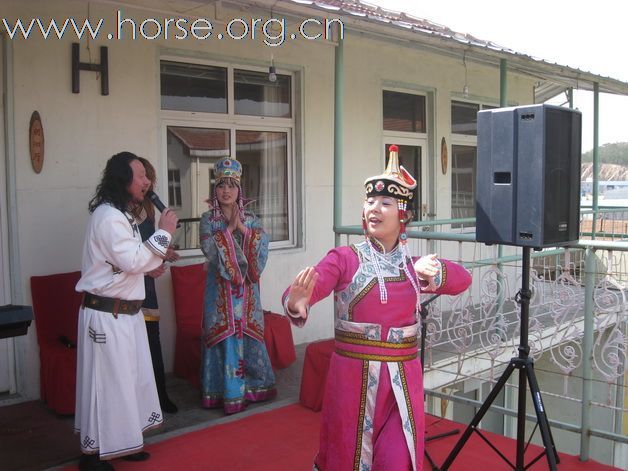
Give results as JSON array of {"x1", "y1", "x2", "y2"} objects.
[{"x1": 71, "y1": 42, "x2": 109, "y2": 96}]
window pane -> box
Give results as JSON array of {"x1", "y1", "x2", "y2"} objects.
[
  {"x1": 383, "y1": 91, "x2": 426, "y2": 133},
  {"x1": 385, "y1": 144, "x2": 421, "y2": 221},
  {"x1": 451, "y1": 101, "x2": 480, "y2": 135},
  {"x1": 161, "y1": 61, "x2": 227, "y2": 113},
  {"x1": 166, "y1": 126, "x2": 230, "y2": 249},
  {"x1": 234, "y1": 69, "x2": 291, "y2": 118},
  {"x1": 236, "y1": 130, "x2": 288, "y2": 241},
  {"x1": 451, "y1": 145, "x2": 476, "y2": 221},
  {"x1": 167, "y1": 169, "x2": 182, "y2": 208}
]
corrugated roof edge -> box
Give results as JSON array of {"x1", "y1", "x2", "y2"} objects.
[{"x1": 283, "y1": 0, "x2": 628, "y2": 96}]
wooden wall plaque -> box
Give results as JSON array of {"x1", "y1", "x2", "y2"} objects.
[
  {"x1": 29, "y1": 111, "x2": 44, "y2": 173},
  {"x1": 440, "y1": 136, "x2": 448, "y2": 175}
]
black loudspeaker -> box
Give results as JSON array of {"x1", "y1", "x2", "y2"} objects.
[{"x1": 476, "y1": 103, "x2": 582, "y2": 248}]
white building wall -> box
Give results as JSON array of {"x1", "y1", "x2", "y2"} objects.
[{"x1": 2, "y1": 0, "x2": 538, "y2": 402}]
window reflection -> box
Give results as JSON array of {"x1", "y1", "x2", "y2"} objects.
[
  {"x1": 383, "y1": 91, "x2": 426, "y2": 133},
  {"x1": 166, "y1": 126, "x2": 289, "y2": 248},
  {"x1": 451, "y1": 101, "x2": 480, "y2": 135},
  {"x1": 161, "y1": 61, "x2": 227, "y2": 113},
  {"x1": 167, "y1": 127, "x2": 230, "y2": 249},
  {"x1": 234, "y1": 69, "x2": 291, "y2": 118},
  {"x1": 451, "y1": 145, "x2": 476, "y2": 221},
  {"x1": 236, "y1": 130, "x2": 288, "y2": 241}
]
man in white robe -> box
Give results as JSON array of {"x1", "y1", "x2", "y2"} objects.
[{"x1": 74, "y1": 152, "x2": 178, "y2": 471}]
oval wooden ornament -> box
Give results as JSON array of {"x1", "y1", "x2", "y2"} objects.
[
  {"x1": 29, "y1": 111, "x2": 44, "y2": 174},
  {"x1": 440, "y1": 136, "x2": 448, "y2": 175}
]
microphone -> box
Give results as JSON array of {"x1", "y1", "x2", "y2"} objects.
[{"x1": 146, "y1": 190, "x2": 180, "y2": 228}]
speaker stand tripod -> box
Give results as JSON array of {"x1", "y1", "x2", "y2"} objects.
[
  {"x1": 440, "y1": 247, "x2": 560, "y2": 470},
  {"x1": 419, "y1": 295, "x2": 459, "y2": 471}
]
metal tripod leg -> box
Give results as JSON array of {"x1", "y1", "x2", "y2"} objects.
[
  {"x1": 440, "y1": 356, "x2": 559, "y2": 471},
  {"x1": 440, "y1": 360, "x2": 516, "y2": 469},
  {"x1": 525, "y1": 362, "x2": 560, "y2": 468}
]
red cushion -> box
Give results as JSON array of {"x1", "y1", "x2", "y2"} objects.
[
  {"x1": 299, "y1": 339, "x2": 335, "y2": 412},
  {"x1": 30, "y1": 271, "x2": 82, "y2": 414},
  {"x1": 170, "y1": 263, "x2": 205, "y2": 389},
  {"x1": 263, "y1": 311, "x2": 296, "y2": 369}
]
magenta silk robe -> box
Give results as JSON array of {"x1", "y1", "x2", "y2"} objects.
[{"x1": 284, "y1": 241, "x2": 471, "y2": 471}]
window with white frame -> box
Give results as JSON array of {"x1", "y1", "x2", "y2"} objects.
[
  {"x1": 382, "y1": 90, "x2": 427, "y2": 221},
  {"x1": 167, "y1": 169, "x2": 182, "y2": 208},
  {"x1": 160, "y1": 59, "x2": 295, "y2": 250},
  {"x1": 450, "y1": 145, "x2": 476, "y2": 220},
  {"x1": 451, "y1": 100, "x2": 496, "y2": 223}
]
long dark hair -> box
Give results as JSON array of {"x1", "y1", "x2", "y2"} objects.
[
  {"x1": 136, "y1": 156, "x2": 156, "y2": 222},
  {"x1": 88, "y1": 152, "x2": 138, "y2": 213}
]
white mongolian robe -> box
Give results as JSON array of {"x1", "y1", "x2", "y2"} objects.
[{"x1": 74, "y1": 204, "x2": 171, "y2": 459}]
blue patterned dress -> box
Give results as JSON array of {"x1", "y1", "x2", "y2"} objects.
[{"x1": 199, "y1": 208, "x2": 276, "y2": 414}]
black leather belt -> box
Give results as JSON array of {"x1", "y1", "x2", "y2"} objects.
[{"x1": 82, "y1": 292, "x2": 142, "y2": 318}]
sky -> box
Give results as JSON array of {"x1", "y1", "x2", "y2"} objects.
[{"x1": 366, "y1": 0, "x2": 628, "y2": 152}]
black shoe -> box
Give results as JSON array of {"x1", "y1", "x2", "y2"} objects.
[
  {"x1": 79, "y1": 454, "x2": 115, "y2": 471},
  {"x1": 121, "y1": 451, "x2": 150, "y2": 462},
  {"x1": 160, "y1": 397, "x2": 178, "y2": 414}
]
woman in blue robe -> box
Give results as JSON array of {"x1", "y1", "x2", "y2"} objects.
[{"x1": 199, "y1": 157, "x2": 276, "y2": 414}]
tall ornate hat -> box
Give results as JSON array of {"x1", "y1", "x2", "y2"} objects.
[
  {"x1": 213, "y1": 157, "x2": 242, "y2": 183},
  {"x1": 364, "y1": 145, "x2": 417, "y2": 208}
]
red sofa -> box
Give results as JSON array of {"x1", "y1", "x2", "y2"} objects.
[
  {"x1": 30, "y1": 271, "x2": 82, "y2": 415},
  {"x1": 170, "y1": 263, "x2": 296, "y2": 388}
]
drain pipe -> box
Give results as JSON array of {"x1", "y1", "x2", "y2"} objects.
[
  {"x1": 592, "y1": 82, "x2": 599, "y2": 239},
  {"x1": 497, "y1": 57, "x2": 509, "y2": 430},
  {"x1": 579, "y1": 247, "x2": 595, "y2": 460},
  {"x1": 333, "y1": 33, "x2": 344, "y2": 247}
]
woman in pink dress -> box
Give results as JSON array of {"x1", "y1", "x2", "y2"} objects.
[{"x1": 283, "y1": 145, "x2": 471, "y2": 471}]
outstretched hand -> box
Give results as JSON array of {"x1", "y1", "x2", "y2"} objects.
[
  {"x1": 287, "y1": 266, "x2": 319, "y2": 319},
  {"x1": 414, "y1": 253, "x2": 440, "y2": 281}
]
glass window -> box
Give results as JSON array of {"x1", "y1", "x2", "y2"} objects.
[
  {"x1": 168, "y1": 169, "x2": 182, "y2": 208},
  {"x1": 234, "y1": 69, "x2": 291, "y2": 118},
  {"x1": 385, "y1": 144, "x2": 421, "y2": 221},
  {"x1": 166, "y1": 126, "x2": 231, "y2": 249},
  {"x1": 161, "y1": 61, "x2": 227, "y2": 113},
  {"x1": 161, "y1": 60, "x2": 296, "y2": 249},
  {"x1": 451, "y1": 101, "x2": 480, "y2": 135},
  {"x1": 451, "y1": 145, "x2": 476, "y2": 221},
  {"x1": 236, "y1": 130, "x2": 289, "y2": 241},
  {"x1": 383, "y1": 91, "x2": 426, "y2": 133}
]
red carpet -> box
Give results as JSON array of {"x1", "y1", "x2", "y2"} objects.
[
  {"x1": 61, "y1": 404, "x2": 619, "y2": 471},
  {"x1": 422, "y1": 415, "x2": 619, "y2": 470}
]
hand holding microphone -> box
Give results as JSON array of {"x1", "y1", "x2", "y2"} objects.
[{"x1": 147, "y1": 190, "x2": 180, "y2": 234}]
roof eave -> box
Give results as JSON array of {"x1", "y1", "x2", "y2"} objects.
[{"x1": 254, "y1": 0, "x2": 628, "y2": 97}]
